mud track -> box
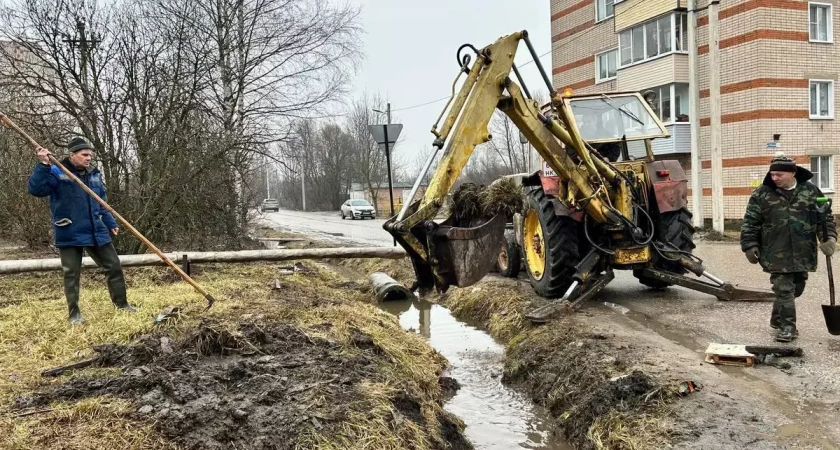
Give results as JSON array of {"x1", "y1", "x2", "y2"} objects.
[{"x1": 13, "y1": 318, "x2": 470, "y2": 450}]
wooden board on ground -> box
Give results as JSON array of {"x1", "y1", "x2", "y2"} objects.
[{"x1": 704, "y1": 343, "x2": 756, "y2": 367}]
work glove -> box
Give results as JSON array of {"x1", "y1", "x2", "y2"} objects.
[
  {"x1": 820, "y1": 238, "x2": 836, "y2": 257},
  {"x1": 745, "y1": 247, "x2": 760, "y2": 264}
]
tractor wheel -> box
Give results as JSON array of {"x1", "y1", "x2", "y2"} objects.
[
  {"x1": 522, "y1": 188, "x2": 582, "y2": 298},
  {"x1": 634, "y1": 207, "x2": 696, "y2": 289},
  {"x1": 496, "y1": 231, "x2": 521, "y2": 278}
]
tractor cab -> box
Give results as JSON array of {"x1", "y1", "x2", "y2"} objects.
[{"x1": 544, "y1": 91, "x2": 671, "y2": 163}]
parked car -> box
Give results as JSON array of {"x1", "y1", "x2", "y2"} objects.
[
  {"x1": 260, "y1": 198, "x2": 280, "y2": 212},
  {"x1": 341, "y1": 199, "x2": 376, "y2": 220}
]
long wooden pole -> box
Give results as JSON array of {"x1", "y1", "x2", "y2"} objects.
[
  {"x1": 0, "y1": 112, "x2": 217, "y2": 309},
  {"x1": 0, "y1": 247, "x2": 407, "y2": 274}
]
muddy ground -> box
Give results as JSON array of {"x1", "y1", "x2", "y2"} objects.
[
  {"x1": 443, "y1": 274, "x2": 840, "y2": 450},
  {"x1": 0, "y1": 248, "x2": 472, "y2": 450}
]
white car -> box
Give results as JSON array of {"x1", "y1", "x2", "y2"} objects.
[{"x1": 341, "y1": 199, "x2": 376, "y2": 220}]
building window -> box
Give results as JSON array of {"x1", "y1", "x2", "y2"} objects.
[
  {"x1": 809, "y1": 3, "x2": 833, "y2": 43},
  {"x1": 646, "y1": 83, "x2": 690, "y2": 123},
  {"x1": 618, "y1": 12, "x2": 688, "y2": 68},
  {"x1": 596, "y1": 0, "x2": 615, "y2": 22},
  {"x1": 675, "y1": 13, "x2": 688, "y2": 51},
  {"x1": 811, "y1": 155, "x2": 833, "y2": 191},
  {"x1": 596, "y1": 48, "x2": 618, "y2": 82},
  {"x1": 810, "y1": 80, "x2": 834, "y2": 119}
]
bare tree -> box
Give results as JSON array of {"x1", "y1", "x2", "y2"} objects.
[
  {"x1": 0, "y1": 0, "x2": 362, "y2": 251},
  {"x1": 346, "y1": 92, "x2": 392, "y2": 203}
]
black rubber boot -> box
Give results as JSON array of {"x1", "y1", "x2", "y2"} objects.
[
  {"x1": 117, "y1": 304, "x2": 138, "y2": 313},
  {"x1": 775, "y1": 325, "x2": 798, "y2": 343},
  {"x1": 770, "y1": 307, "x2": 781, "y2": 330},
  {"x1": 68, "y1": 305, "x2": 84, "y2": 324}
]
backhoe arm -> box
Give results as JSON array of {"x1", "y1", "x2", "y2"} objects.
[{"x1": 383, "y1": 30, "x2": 618, "y2": 295}]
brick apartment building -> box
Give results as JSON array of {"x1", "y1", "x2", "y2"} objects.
[{"x1": 551, "y1": 0, "x2": 839, "y2": 219}]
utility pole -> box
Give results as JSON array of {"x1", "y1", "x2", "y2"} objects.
[
  {"x1": 373, "y1": 102, "x2": 396, "y2": 218},
  {"x1": 709, "y1": 0, "x2": 724, "y2": 233},
  {"x1": 688, "y1": 0, "x2": 703, "y2": 229},
  {"x1": 301, "y1": 159, "x2": 306, "y2": 211},
  {"x1": 265, "y1": 156, "x2": 271, "y2": 199},
  {"x1": 64, "y1": 18, "x2": 100, "y2": 119}
]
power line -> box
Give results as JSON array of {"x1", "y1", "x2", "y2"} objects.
[
  {"x1": 391, "y1": 96, "x2": 452, "y2": 112},
  {"x1": 344, "y1": 3, "x2": 654, "y2": 116}
]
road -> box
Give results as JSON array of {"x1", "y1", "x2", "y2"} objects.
[{"x1": 256, "y1": 208, "x2": 394, "y2": 247}]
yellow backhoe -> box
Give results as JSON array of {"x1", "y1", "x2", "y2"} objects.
[{"x1": 383, "y1": 30, "x2": 773, "y2": 321}]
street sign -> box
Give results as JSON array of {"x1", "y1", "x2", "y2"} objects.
[
  {"x1": 367, "y1": 123, "x2": 403, "y2": 247},
  {"x1": 368, "y1": 124, "x2": 403, "y2": 146},
  {"x1": 766, "y1": 142, "x2": 780, "y2": 149}
]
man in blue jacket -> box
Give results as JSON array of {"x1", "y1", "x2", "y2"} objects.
[{"x1": 28, "y1": 137, "x2": 137, "y2": 324}]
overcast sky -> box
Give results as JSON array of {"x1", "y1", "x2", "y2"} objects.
[{"x1": 349, "y1": 0, "x2": 552, "y2": 174}]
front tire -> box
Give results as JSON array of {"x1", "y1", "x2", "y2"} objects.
[
  {"x1": 496, "y1": 231, "x2": 521, "y2": 278},
  {"x1": 522, "y1": 188, "x2": 583, "y2": 298}
]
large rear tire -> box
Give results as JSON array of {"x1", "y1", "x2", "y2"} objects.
[
  {"x1": 634, "y1": 207, "x2": 696, "y2": 289},
  {"x1": 522, "y1": 188, "x2": 582, "y2": 298}
]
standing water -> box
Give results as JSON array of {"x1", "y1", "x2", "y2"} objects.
[{"x1": 378, "y1": 299, "x2": 571, "y2": 450}]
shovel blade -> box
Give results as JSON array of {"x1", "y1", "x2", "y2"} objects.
[{"x1": 821, "y1": 304, "x2": 840, "y2": 335}]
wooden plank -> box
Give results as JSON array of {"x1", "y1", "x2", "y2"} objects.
[
  {"x1": 0, "y1": 247, "x2": 407, "y2": 274},
  {"x1": 704, "y1": 343, "x2": 756, "y2": 367},
  {"x1": 41, "y1": 356, "x2": 101, "y2": 377}
]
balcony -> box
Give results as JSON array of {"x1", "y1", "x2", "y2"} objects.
[
  {"x1": 617, "y1": 53, "x2": 689, "y2": 92},
  {"x1": 615, "y1": 0, "x2": 681, "y2": 31},
  {"x1": 626, "y1": 123, "x2": 691, "y2": 158}
]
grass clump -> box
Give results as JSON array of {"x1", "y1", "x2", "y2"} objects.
[
  {"x1": 451, "y1": 178, "x2": 525, "y2": 226},
  {"x1": 481, "y1": 177, "x2": 524, "y2": 219},
  {"x1": 445, "y1": 281, "x2": 532, "y2": 342}
]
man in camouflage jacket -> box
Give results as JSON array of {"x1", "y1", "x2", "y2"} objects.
[{"x1": 740, "y1": 152, "x2": 837, "y2": 342}]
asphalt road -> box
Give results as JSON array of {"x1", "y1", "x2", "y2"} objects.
[{"x1": 256, "y1": 208, "x2": 394, "y2": 247}]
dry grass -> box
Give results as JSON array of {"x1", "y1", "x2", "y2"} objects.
[
  {"x1": 481, "y1": 177, "x2": 524, "y2": 218},
  {"x1": 0, "y1": 259, "x2": 461, "y2": 450},
  {"x1": 336, "y1": 257, "x2": 415, "y2": 289},
  {"x1": 587, "y1": 408, "x2": 673, "y2": 450},
  {"x1": 445, "y1": 281, "x2": 531, "y2": 342},
  {"x1": 2, "y1": 397, "x2": 178, "y2": 450}
]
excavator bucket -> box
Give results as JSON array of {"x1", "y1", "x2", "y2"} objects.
[
  {"x1": 428, "y1": 213, "x2": 507, "y2": 291},
  {"x1": 386, "y1": 209, "x2": 506, "y2": 295}
]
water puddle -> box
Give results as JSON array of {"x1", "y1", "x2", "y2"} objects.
[{"x1": 379, "y1": 299, "x2": 571, "y2": 450}]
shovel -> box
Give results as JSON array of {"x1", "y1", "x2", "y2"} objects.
[{"x1": 816, "y1": 197, "x2": 840, "y2": 335}]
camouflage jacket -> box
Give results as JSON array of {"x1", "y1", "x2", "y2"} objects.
[{"x1": 740, "y1": 168, "x2": 837, "y2": 273}]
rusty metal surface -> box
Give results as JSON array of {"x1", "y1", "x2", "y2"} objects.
[
  {"x1": 540, "y1": 172, "x2": 560, "y2": 197},
  {"x1": 647, "y1": 159, "x2": 687, "y2": 183},
  {"x1": 614, "y1": 246, "x2": 651, "y2": 265},
  {"x1": 651, "y1": 179, "x2": 688, "y2": 213}
]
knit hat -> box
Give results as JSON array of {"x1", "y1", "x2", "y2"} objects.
[
  {"x1": 769, "y1": 151, "x2": 797, "y2": 173},
  {"x1": 67, "y1": 136, "x2": 94, "y2": 153}
]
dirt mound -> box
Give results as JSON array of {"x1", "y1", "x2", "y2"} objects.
[
  {"x1": 503, "y1": 322, "x2": 672, "y2": 450},
  {"x1": 14, "y1": 319, "x2": 469, "y2": 450}
]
